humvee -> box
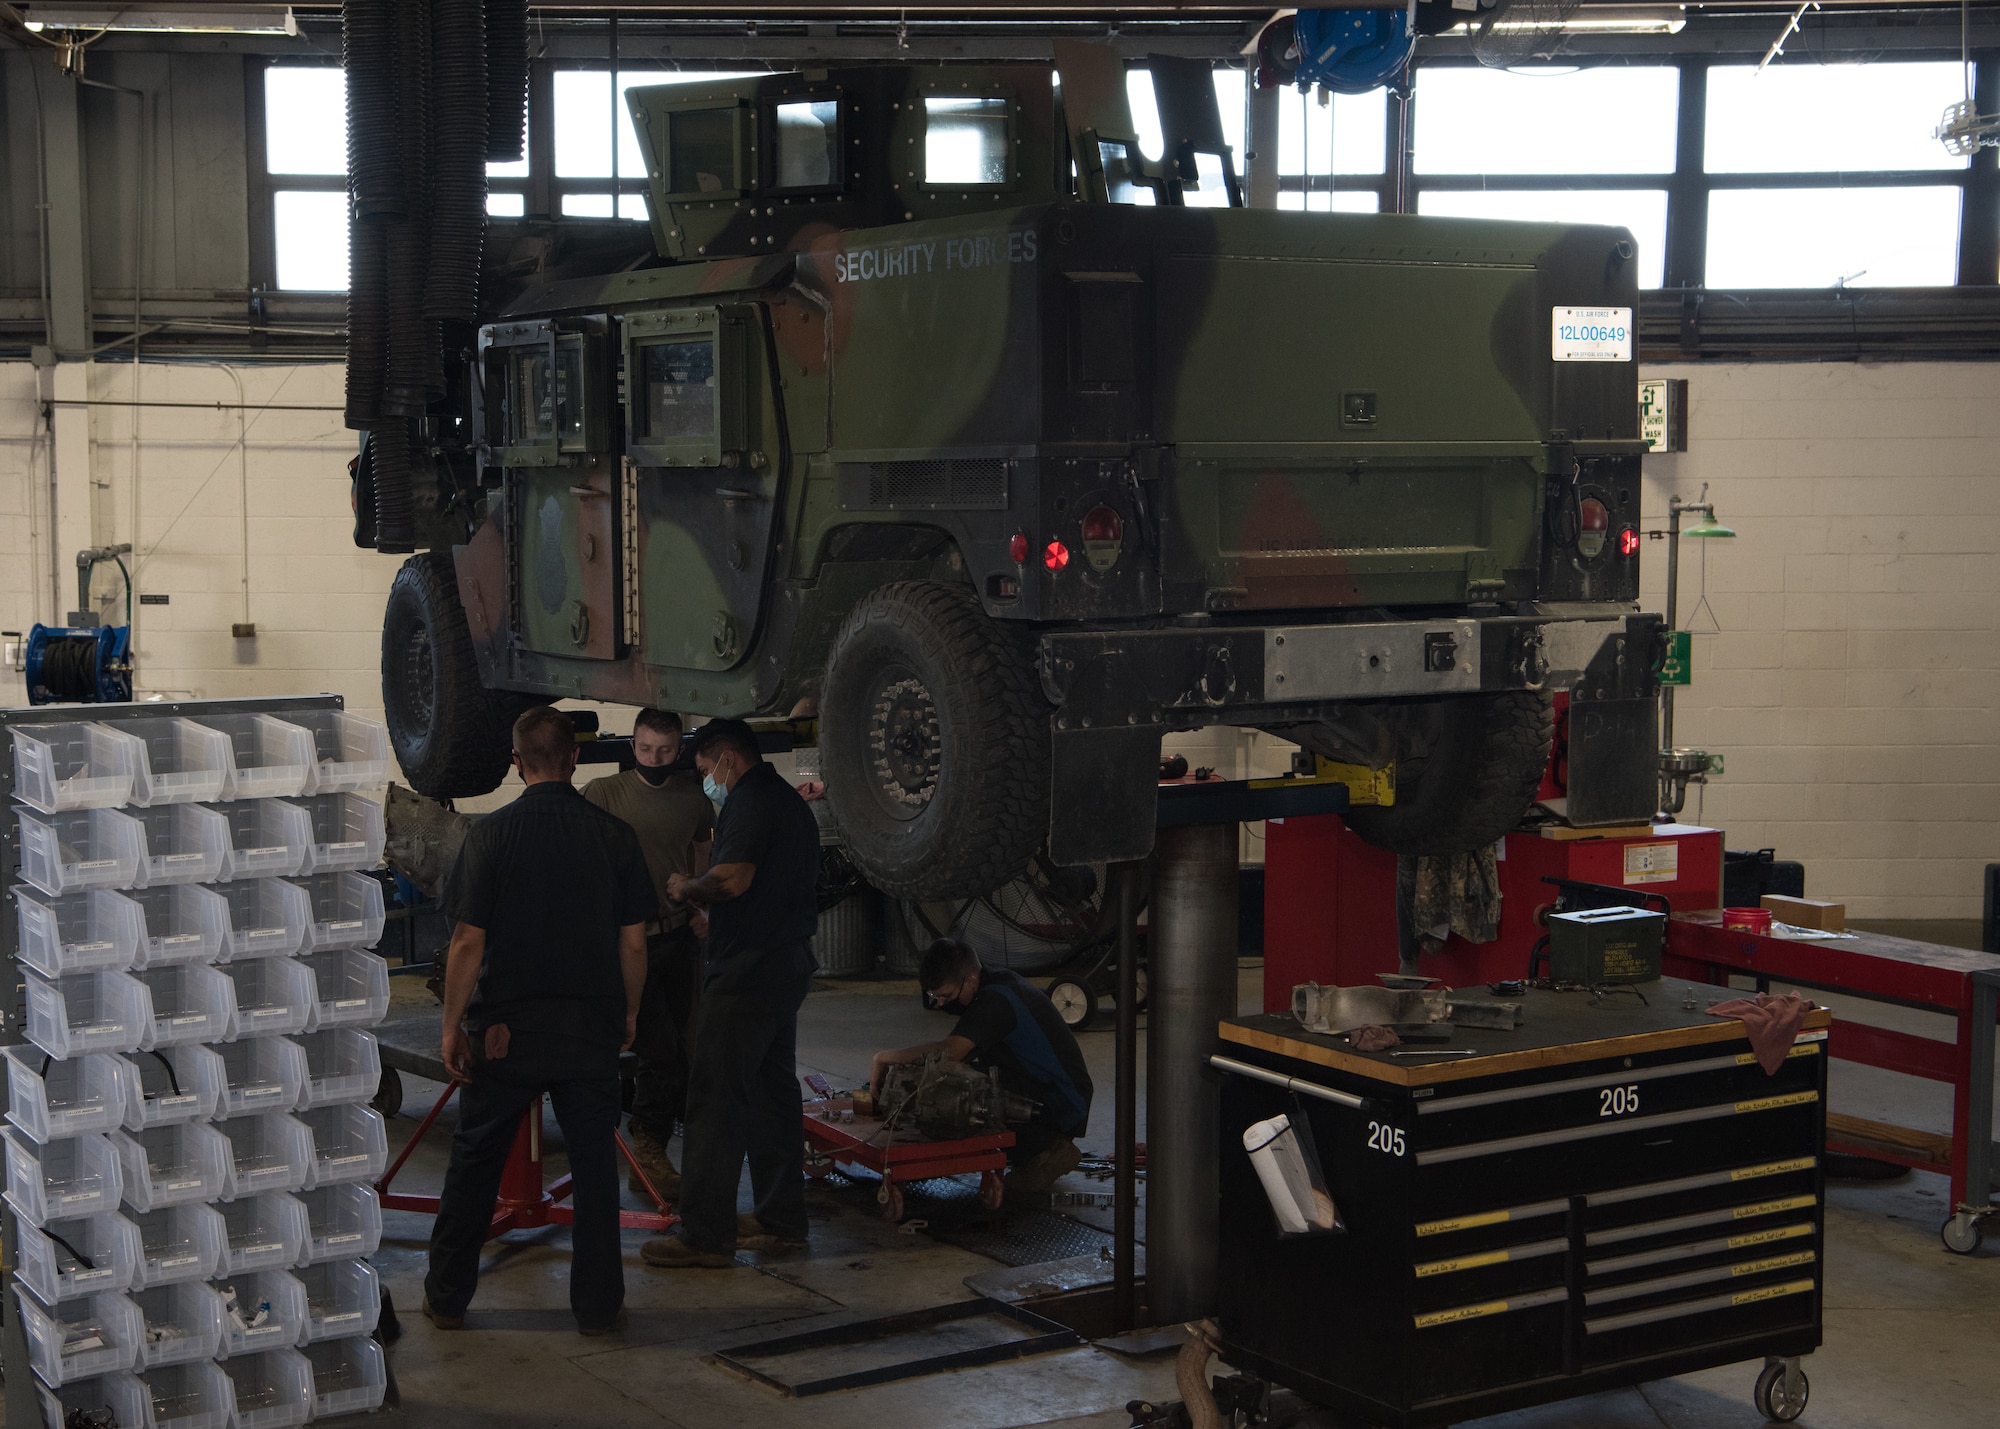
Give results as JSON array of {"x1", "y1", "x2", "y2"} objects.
[{"x1": 356, "y1": 43, "x2": 1660, "y2": 900}]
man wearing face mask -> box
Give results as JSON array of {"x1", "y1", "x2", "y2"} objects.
[
  {"x1": 582, "y1": 708, "x2": 713, "y2": 1198},
  {"x1": 868, "y1": 938, "x2": 1094, "y2": 1197},
  {"x1": 642, "y1": 718, "x2": 821, "y2": 1269}
]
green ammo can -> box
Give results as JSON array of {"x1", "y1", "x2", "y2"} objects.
[{"x1": 1547, "y1": 906, "x2": 1666, "y2": 985}]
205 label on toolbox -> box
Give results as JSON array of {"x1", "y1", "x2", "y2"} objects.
[{"x1": 1552, "y1": 306, "x2": 1633, "y2": 363}]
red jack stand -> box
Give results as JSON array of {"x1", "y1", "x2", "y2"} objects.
[{"x1": 376, "y1": 1078, "x2": 679, "y2": 1237}]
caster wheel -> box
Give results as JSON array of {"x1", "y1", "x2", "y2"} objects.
[
  {"x1": 1753, "y1": 1362, "x2": 1809, "y2": 1422},
  {"x1": 1047, "y1": 978, "x2": 1098, "y2": 1031},
  {"x1": 371, "y1": 1067, "x2": 404, "y2": 1117},
  {"x1": 979, "y1": 1169, "x2": 1004, "y2": 1211},
  {"x1": 877, "y1": 1180, "x2": 905, "y2": 1222},
  {"x1": 1941, "y1": 1214, "x2": 1984, "y2": 1254}
]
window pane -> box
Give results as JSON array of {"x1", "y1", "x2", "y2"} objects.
[
  {"x1": 562, "y1": 193, "x2": 615, "y2": 217},
  {"x1": 1101, "y1": 141, "x2": 1156, "y2": 204},
  {"x1": 488, "y1": 155, "x2": 530, "y2": 180},
  {"x1": 1705, "y1": 187, "x2": 1960, "y2": 287},
  {"x1": 925, "y1": 97, "x2": 1010, "y2": 185},
  {"x1": 775, "y1": 99, "x2": 840, "y2": 189},
  {"x1": 1128, "y1": 69, "x2": 1164, "y2": 161},
  {"x1": 486, "y1": 192, "x2": 525, "y2": 217},
  {"x1": 266, "y1": 67, "x2": 345, "y2": 175},
  {"x1": 1416, "y1": 190, "x2": 1668, "y2": 287},
  {"x1": 1278, "y1": 85, "x2": 1387, "y2": 176},
  {"x1": 1215, "y1": 69, "x2": 1246, "y2": 171},
  {"x1": 1414, "y1": 67, "x2": 1678, "y2": 175},
  {"x1": 555, "y1": 70, "x2": 614, "y2": 178},
  {"x1": 617, "y1": 193, "x2": 649, "y2": 221},
  {"x1": 273, "y1": 191, "x2": 349, "y2": 290},
  {"x1": 1183, "y1": 151, "x2": 1231, "y2": 208},
  {"x1": 511, "y1": 350, "x2": 553, "y2": 441},
  {"x1": 641, "y1": 341, "x2": 716, "y2": 441},
  {"x1": 668, "y1": 109, "x2": 738, "y2": 195},
  {"x1": 1280, "y1": 190, "x2": 1380, "y2": 213},
  {"x1": 1705, "y1": 63, "x2": 1968, "y2": 173},
  {"x1": 619, "y1": 72, "x2": 759, "y2": 179}
]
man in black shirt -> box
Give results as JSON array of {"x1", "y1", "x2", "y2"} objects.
[
  {"x1": 870, "y1": 939, "x2": 1094, "y2": 1195},
  {"x1": 425, "y1": 706, "x2": 654, "y2": 1333},
  {"x1": 642, "y1": 718, "x2": 821, "y2": 1269}
]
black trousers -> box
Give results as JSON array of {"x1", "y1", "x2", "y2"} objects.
[
  {"x1": 629, "y1": 925, "x2": 701, "y2": 1144},
  {"x1": 677, "y1": 944, "x2": 815, "y2": 1252},
  {"x1": 424, "y1": 1031, "x2": 623, "y2": 1326}
]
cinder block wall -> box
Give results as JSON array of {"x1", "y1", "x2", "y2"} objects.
[{"x1": 4, "y1": 358, "x2": 1994, "y2": 916}]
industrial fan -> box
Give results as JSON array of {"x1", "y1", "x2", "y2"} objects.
[{"x1": 1467, "y1": 0, "x2": 1583, "y2": 68}]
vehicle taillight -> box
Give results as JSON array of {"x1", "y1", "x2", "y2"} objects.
[
  {"x1": 1081, "y1": 506, "x2": 1122, "y2": 544},
  {"x1": 1008, "y1": 532, "x2": 1029, "y2": 564},
  {"x1": 1044, "y1": 540, "x2": 1070, "y2": 572},
  {"x1": 1619, "y1": 526, "x2": 1639, "y2": 557},
  {"x1": 1577, "y1": 497, "x2": 1609, "y2": 559}
]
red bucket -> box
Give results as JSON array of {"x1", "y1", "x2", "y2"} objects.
[{"x1": 1723, "y1": 907, "x2": 1774, "y2": 934}]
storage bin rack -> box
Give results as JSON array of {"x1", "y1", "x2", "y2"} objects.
[{"x1": 3, "y1": 695, "x2": 388, "y2": 1428}]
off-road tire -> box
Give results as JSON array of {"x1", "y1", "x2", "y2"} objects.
[
  {"x1": 1343, "y1": 690, "x2": 1554, "y2": 856},
  {"x1": 821, "y1": 581, "x2": 1049, "y2": 901},
  {"x1": 381, "y1": 552, "x2": 533, "y2": 799}
]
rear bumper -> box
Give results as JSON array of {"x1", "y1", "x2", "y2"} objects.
[{"x1": 1038, "y1": 607, "x2": 1661, "y2": 728}]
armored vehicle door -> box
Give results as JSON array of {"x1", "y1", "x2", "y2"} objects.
[
  {"x1": 622, "y1": 304, "x2": 779, "y2": 673},
  {"x1": 482, "y1": 318, "x2": 623, "y2": 660}
]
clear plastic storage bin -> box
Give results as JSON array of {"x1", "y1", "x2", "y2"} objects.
[
  {"x1": 14, "y1": 1211, "x2": 142, "y2": 1304},
  {"x1": 293, "y1": 793, "x2": 386, "y2": 874},
  {"x1": 295, "y1": 871, "x2": 387, "y2": 952},
  {"x1": 215, "y1": 878, "x2": 310, "y2": 961},
  {"x1": 296, "y1": 1258, "x2": 380, "y2": 1343},
  {"x1": 201, "y1": 713, "x2": 316, "y2": 801},
  {"x1": 220, "y1": 1346, "x2": 314, "y2": 1429},
  {"x1": 131, "y1": 802, "x2": 230, "y2": 886},
  {"x1": 299, "y1": 1104, "x2": 388, "y2": 1189},
  {"x1": 303, "y1": 1333, "x2": 388, "y2": 1417},
  {"x1": 17, "y1": 807, "x2": 147, "y2": 896},
  {"x1": 12, "y1": 721, "x2": 140, "y2": 813},
  {"x1": 136, "y1": 963, "x2": 236, "y2": 1049},
  {"x1": 16, "y1": 889, "x2": 144, "y2": 977},
  {"x1": 19, "y1": 1287, "x2": 143, "y2": 1386},
  {"x1": 110, "y1": 716, "x2": 233, "y2": 806},
  {"x1": 291, "y1": 709, "x2": 391, "y2": 795},
  {"x1": 219, "y1": 1191, "x2": 308, "y2": 1275},
  {"x1": 213, "y1": 1269, "x2": 309, "y2": 1358},
  {"x1": 36, "y1": 1371, "x2": 152, "y2": 1429},
  {"x1": 302, "y1": 948, "x2": 390, "y2": 1030},
  {"x1": 120, "y1": 1044, "x2": 226, "y2": 1130},
  {"x1": 294, "y1": 1029, "x2": 380, "y2": 1111},
  {"x1": 296, "y1": 1182, "x2": 382, "y2": 1265},
  {"x1": 222, "y1": 957, "x2": 315, "y2": 1038},
  {"x1": 131, "y1": 1203, "x2": 227, "y2": 1289},
  {"x1": 128, "y1": 883, "x2": 230, "y2": 969},
  {"x1": 216, "y1": 1037, "x2": 308, "y2": 1119},
  {"x1": 131, "y1": 1279, "x2": 226, "y2": 1368},
  {"x1": 217, "y1": 1113, "x2": 313, "y2": 1199},
  {"x1": 142, "y1": 1358, "x2": 237, "y2": 1429},
  {"x1": 215, "y1": 799, "x2": 313, "y2": 880},
  {"x1": 4, "y1": 1128, "x2": 123, "y2": 1224},
  {"x1": 4, "y1": 1045, "x2": 126, "y2": 1141},
  {"x1": 24, "y1": 968, "x2": 151, "y2": 1058},
  {"x1": 111, "y1": 1122, "x2": 230, "y2": 1212}
]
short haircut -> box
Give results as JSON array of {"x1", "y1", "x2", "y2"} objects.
[
  {"x1": 632, "y1": 708, "x2": 683, "y2": 739},
  {"x1": 512, "y1": 705, "x2": 575, "y2": 774},
  {"x1": 692, "y1": 717, "x2": 761, "y2": 765},
  {"x1": 918, "y1": 938, "x2": 979, "y2": 992}
]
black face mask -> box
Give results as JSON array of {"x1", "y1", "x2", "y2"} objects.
[
  {"x1": 635, "y1": 763, "x2": 673, "y2": 786},
  {"x1": 925, "y1": 988, "x2": 971, "y2": 1015}
]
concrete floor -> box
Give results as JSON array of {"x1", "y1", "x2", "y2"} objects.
[{"x1": 350, "y1": 966, "x2": 2000, "y2": 1429}]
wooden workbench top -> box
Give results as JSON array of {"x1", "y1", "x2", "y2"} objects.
[{"x1": 1220, "y1": 977, "x2": 1833, "y2": 1087}]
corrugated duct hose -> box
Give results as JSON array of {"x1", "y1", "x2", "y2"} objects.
[{"x1": 343, "y1": 0, "x2": 525, "y2": 554}]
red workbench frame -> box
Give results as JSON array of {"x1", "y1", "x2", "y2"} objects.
[
  {"x1": 1667, "y1": 912, "x2": 2000, "y2": 1248},
  {"x1": 801, "y1": 1102, "x2": 1012, "y2": 1222}
]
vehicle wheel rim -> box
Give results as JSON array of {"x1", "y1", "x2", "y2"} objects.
[{"x1": 865, "y1": 664, "x2": 941, "y2": 821}]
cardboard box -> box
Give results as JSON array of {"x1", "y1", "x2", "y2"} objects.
[{"x1": 1761, "y1": 895, "x2": 1846, "y2": 932}]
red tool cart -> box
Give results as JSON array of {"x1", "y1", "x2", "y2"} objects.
[{"x1": 801, "y1": 1096, "x2": 1013, "y2": 1223}]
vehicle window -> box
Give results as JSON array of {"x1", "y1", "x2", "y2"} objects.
[
  {"x1": 775, "y1": 99, "x2": 840, "y2": 189},
  {"x1": 1098, "y1": 141, "x2": 1156, "y2": 206},
  {"x1": 640, "y1": 340, "x2": 717, "y2": 441},
  {"x1": 555, "y1": 338, "x2": 586, "y2": 450},
  {"x1": 668, "y1": 108, "x2": 736, "y2": 194},
  {"x1": 925, "y1": 97, "x2": 1010, "y2": 185},
  {"x1": 510, "y1": 350, "x2": 553, "y2": 442}
]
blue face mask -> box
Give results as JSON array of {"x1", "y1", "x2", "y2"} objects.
[{"x1": 703, "y1": 773, "x2": 727, "y2": 806}]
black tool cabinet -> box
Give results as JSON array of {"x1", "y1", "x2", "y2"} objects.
[{"x1": 1213, "y1": 979, "x2": 1830, "y2": 1428}]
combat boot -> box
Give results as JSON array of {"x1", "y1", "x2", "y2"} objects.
[
  {"x1": 626, "y1": 1127, "x2": 681, "y2": 1199},
  {"x1": 1005, "y1": 1137, "x2": 1084, "y2": 1195}
]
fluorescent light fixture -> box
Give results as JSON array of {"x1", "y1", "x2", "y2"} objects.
[
  {"x1": 20, "y1": 5, "x2": 298, "y2": 34},
  {"x1": 1457, "y1": 6, "x2": 1687, "y2": 37}
]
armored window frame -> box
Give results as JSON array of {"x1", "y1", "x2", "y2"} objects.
[
  {"x1": 622, "y1": 308, "x2": 747, "y2": 469},
  {"x1": 634, "y1": 99, "x2": 757, "y2": 202},
  {"x1": 480, "y1": 319, "x2": 613, "y2": 468},
  {"x1": 920, "y1": 92, "x2": 1019, "y2": 191},
  {"x1": 764, "y1": 90, "x2": 847, "y2": 196}
]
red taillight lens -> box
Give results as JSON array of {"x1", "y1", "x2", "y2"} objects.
[
  {"x1": 1081, "y1": 506, "x2": 1123, "y2": 544},
  {"x1": 1580, "y1": 497, "x2": 1609, "y2": 533},
  {"x1": 1577, "y1": 497, "x2": 1610, "y2": 558},
  {"x1": 1008, "y1": 532, "x2": 1029, "y2": 563},
  {"x1": 1044, "y1": 540, "x2": 1070, "y2": 572},
  {"x1": 1619, "y1": 527, "x2": 1639, "y2": 557}
]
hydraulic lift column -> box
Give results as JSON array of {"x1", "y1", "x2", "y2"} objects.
[{"x1": 1145, "y1": 821, "x2": 1240, "y2": 1324}]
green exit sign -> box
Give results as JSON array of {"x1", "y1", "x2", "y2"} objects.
[{"x1": 1659, "y1": 630, "x2": 1692, "y2": 686}]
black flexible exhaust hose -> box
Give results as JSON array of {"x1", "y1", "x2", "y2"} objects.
[
  {"x1": 426, "y1": 0, "x2": 488, "y2": 327},
  {"x1": 372, "y1": 419, "x2": 416, "y2": 553},
  {"x1": 342, "y1": 0, "x2": 396, "y2": 428},
  {"x1": 381, "y1": 0, "x2": 435, "y2": 417},
  {"x1": 484, "y1": 0, "x2": 529, "y2": 163}
]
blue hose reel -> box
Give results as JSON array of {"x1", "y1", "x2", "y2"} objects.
[{"x1": 25, "y1": 623, "x2": 133, "y2": 705}]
